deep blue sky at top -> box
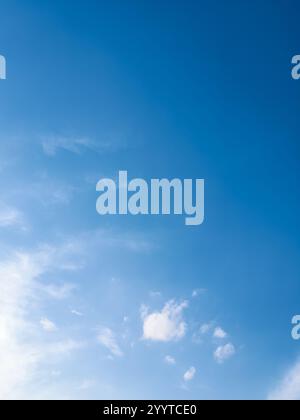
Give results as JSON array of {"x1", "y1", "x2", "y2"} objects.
[{"x1": 0, "y1": 0, "x2": 300, "y2": 399}]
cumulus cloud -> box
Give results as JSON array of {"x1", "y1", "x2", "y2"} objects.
[
  {"x1": 214, "y1": 343, "x2": 236, "y2": 364},
  {"x1": 141, "y1": 300, "x2": 188, "y2": 342},
  {"x1": 164, "y1": 355, "x2": 176, "y2": 365},
  {"x1": 200, "y1": 323, "x2": 213, "y2": 335},
  {"x1": 97, "y1": 328, "x2": 123, "y2": 358},
  {"x1": 213, "y1": 327, "x2": 227, "y2": 339},
  {"x1": 183, "y1": 367, "x2": 196, "y2": 382},
  {"x1": 268, "y1": 360, "x2": 300, "y2": 400}
]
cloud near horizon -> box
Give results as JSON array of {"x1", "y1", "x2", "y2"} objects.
[
  {"x1": 0, "y1": 246, "x2": 85, "y2": 399},
  {"x1": 268, "y1": 359, "x2": 300, "y2": 400}
]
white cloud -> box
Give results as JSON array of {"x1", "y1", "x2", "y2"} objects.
[
  {"x1": 71, "y1": 309, "x2": 83, "y2": 317},
  {"x1": 192, "y1": 289, "x2": 206, "y2": 298},
  {"x1": 0, "y1": 251, "x2": 48, "y2": 399},
  {"x1": 268, "y1": 360, "x2": 300, "y2": 400},
  {"x1": 41, "y1": 283, "x2": 77, "y2": 300},
  {"x1": 97, "y1": 328, "x2": 123, "y2": 358},
  {"x1": 213, "y1": 327, "x2": 227, "y2": 339},
  {"x1": 0, "y1": 206, "x2": 26, "y2": 230},
  {"x1": 183, "y1": 367, "x2": 196, "y2": 382},
  {"x1": 0, "y1": 224, "x2": 157, "y2": 399},
  {"x1": 140, "y1": 304, "x2": 149, "y2": 320},
  {"x1": 0, "y1": 248, "x2": 84, "y2": 399},
  {"x1": 164, "y1": 355, "x2": 176, "y2": 365},
  {"x1": 46, "y1": 339, "x2": 85, "y2": 356},
  {"x1": 41, "y1": 134, "x2": 116, "y2": 157},
  {"x1": 193, "y1": 322, "x2": 214, "y2": 344},
  {"x1": 200, "y1": 323, "x2": 213, "y2": 335},
  {"x1": 42, "y1": 136, "x2": 95, "y2": 156},
  {"x1": 40, "y1": 318, "x2": 57, "y2": 332},
  {"x1": 142, "y1": 300, "x2": 188, "y2": 342},
  {"x1": 214, "y1": 343, "x2": 236, "y2": 364}
]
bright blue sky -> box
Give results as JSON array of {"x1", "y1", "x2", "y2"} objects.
[{"x1": 0, "y1": 0, "x2": 300, "y2": 400}]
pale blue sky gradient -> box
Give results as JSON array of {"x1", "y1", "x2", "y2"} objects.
[{"x1": 0, "y1": 0, "x2": 300, "y2": 400}]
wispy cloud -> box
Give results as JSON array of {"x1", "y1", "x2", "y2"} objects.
[
  {"x1": 42, "y1": 136, "x2": 95, "y2": 156},
  {"x1": 0, "y1": 205, "x2": 27, "y2": 230},
  {"x1": 200, "y1": 323, "x2": 213, "y2": 335},
  {"x1": 47, "y1": 339, "x2": 85, "y2": 356},
  {"x1": 192, "y1": 322, "x2": 213, "y2": 344},
  {"x1": 141, "y1": 300, "x2": 188, "y2": 342},
  {"x1": 192, "y1": 289, "x2": 206, "y2": 298},
  {"x1": 40, "y1": 318, "x2": 57, "y2": 332},
  {"x1": 0, "y1": 247, "x2": 84, "y2": 399},
  {"x1": 97, "y1": 327, "x2": 123, "y2": 358},
  {"x1": 0, "y1": 252, "x2": 45, "y2": 399},
  {"x1": 70, "y1": 228, "x2": 155, "y2": 256},
  {"x1": 41, "y1": 135, "x2": 114, "y2": 157},
  {"x1": 41, "y1": 283, "x2": 77, "y2": 300},
  {"x1": 183, "y1": 367, "x2": 196, "y2": 382},
  {"x1": 35, "y1": 179, "x2": 75, "y2": 206},
  {"x1": 149, "y1": 291, "x2": 162, "y2": 298},
  {"x1": 164, "y1": 355, "x2": 176, "y2": 365},
  {"x1": 78, "y1": 379, "x2": 96, "y2": 391},
  {"x1": 71, "y1": 309, "x2": 83, "y2": 317},
  {"x1": 268, "y1": 359, "x2": 300, "y2": 400}
]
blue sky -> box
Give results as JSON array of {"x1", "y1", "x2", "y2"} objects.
[{"x1": 0, "y1": 0, "x2": 300, "y2": 400}]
